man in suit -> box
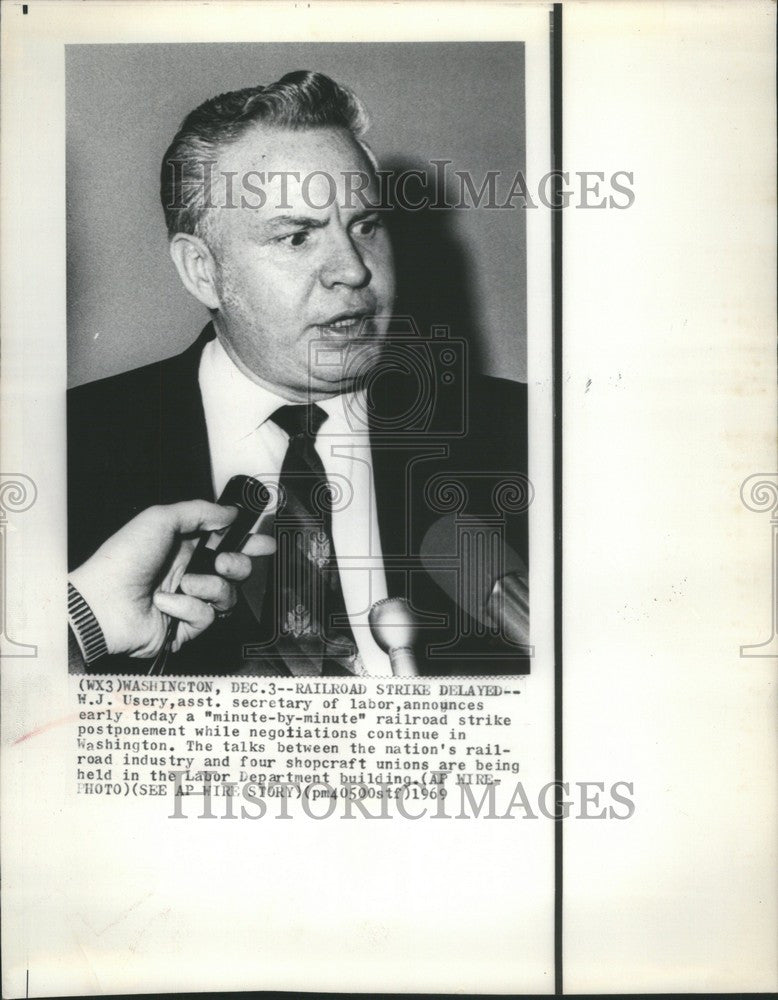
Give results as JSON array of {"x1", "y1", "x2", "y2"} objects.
[{"x1": 68, "y1": 70, "x2": 529, "y2": 677}]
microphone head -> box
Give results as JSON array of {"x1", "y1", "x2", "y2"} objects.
[
  {"x1": 420, "y1": 514, "x2": 526, "y2": 620},
  {"x1": 368, "y1": 597, "x2": 418, "y2": 652},
  {"x1": 220, "y1": 475, "x2": 272, "y2": 513}
]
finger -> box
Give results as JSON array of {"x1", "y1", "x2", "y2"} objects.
[
  {"x1": 164, "y1": 538, "x2": 197, "y2": 591},
  {"x1": 213, "y1": 552, "x2": 253, "y2": 581},
  {"x1": 240, "y1": 534, "x2": 277, "y2": 557},
  {"x1": 153, "y1": 500, "x2": 240, "y2": 538},
  {"x1": 153, "y1": 590, "x2": 215, "y2": 631},
  {"x1": 178, "y1": 573, "x2": 235, "y2": 612}
]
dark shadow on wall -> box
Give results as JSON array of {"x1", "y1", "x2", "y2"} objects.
[{"x1": 382, "y1": 157, "x2": 486, "y2": 378}]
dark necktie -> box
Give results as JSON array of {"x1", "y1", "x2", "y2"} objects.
[{"x1": 265, "y1": 403, "x2": 361, "y2": 676}]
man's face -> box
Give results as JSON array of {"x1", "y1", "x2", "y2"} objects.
[{"x1": 206, "y1": 124, "x2": 395, "y2": 401}]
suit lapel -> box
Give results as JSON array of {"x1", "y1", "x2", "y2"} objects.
[
  {"x1": 157, "y1": 324, "x2": 215, "y2": 504},
  {"x1": 367, "y1": 373, "x2": 446, "y2": 604},
  {"x1": 368, "y1": 369, "x2": 410, "y2": 604}
]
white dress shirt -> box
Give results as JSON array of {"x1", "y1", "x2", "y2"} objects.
[{"x1": 198, "y1": 335, "x2": 392, "y2": 676}]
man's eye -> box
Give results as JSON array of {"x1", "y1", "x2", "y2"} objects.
[
  {"x1": 353, "y1": 217, "x2": 381, "y2": 238},
  {"x1": 280, "y1": 230, "x2": 309, "y2": 247}
]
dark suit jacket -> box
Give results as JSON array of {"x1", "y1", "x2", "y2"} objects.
[{"x1": 68, "y1": 325, "x2": 529, "y2": 676}]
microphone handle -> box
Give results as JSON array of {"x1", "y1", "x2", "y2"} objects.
[
  {"x1": 389, "y1": 646, "x2": 419, "y2": 677},
  {"x1": 146, "y1": 533, "x2": 239, "y2": 678},
  {"x1": 148, "y1": 475, "x2": 269, "y2": 676}
]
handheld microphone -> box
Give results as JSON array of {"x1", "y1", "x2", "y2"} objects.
[
  {"x1": 368, "y1": 597, "x2": 419, "y2": 676},
  {"x1": 184, "y1": 475, "x2": 271, "y2": 576},
  {"x1": 148, "y1": 475, "x2": 271, "y2": 675},
  {"x1": 420, "y1": 515, "x2": 529, "y2": 648}
]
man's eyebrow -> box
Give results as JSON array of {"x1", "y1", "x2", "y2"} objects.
[
  {"x1": 349, "y1": 207, "x2": 381, "y2": 221},
  {"x1": 264, "y1": 215, "x2": 328, "y2": 230}
]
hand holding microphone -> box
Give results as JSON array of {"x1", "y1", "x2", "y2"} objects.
[{"x1": 69, "y1": 477, "x2": 274, "y2": 667}]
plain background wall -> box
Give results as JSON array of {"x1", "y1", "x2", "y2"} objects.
[{"x1": 66, "y1": 42, "x2": 526, "y2": 387}]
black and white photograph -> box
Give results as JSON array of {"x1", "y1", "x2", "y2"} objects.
[{"x1": 66, "y1": 43, "x2": 535, "y2": 678}]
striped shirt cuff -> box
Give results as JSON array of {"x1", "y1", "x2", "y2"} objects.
[{"x1": 67, "y1": 581, "x2": 108, "y2": 664}]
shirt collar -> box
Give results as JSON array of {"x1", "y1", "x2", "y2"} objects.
[{"x1": 198, "y1": 335, "x2": 368, "y2": 443}]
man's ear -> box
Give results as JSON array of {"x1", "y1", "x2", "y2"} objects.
[{"x1": 169, "y1": 232, "x2": 221, "y2": 310}]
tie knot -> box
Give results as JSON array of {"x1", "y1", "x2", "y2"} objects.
[{"x1": 270, "y1": 403, "x2": 328, "y2": 441}]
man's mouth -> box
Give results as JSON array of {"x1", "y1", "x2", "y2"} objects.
[{"x1": 315, "y1": 311, "x2": 375, "y2": 337}]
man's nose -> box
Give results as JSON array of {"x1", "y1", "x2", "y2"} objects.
[{"x1": 320, "y1": 233, "x2": 371, "y2": 289}]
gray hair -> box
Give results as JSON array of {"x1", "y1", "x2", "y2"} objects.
[{"x1": 160, "y1": 70, "x2": 374, "y2": 240}]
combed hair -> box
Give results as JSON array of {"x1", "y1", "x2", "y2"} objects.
[{"x1": 160, "y1": 70, "x2": 373, "y2": 240}]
